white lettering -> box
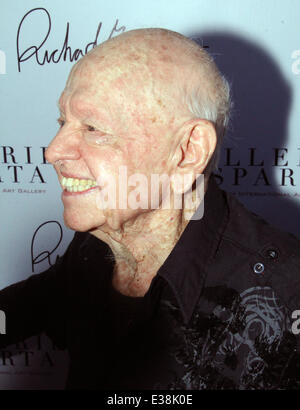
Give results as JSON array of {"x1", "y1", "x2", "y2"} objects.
[
  {"x1": 0, "y1": 50, "x2": 6, "y2": 74},
  {"x1": 291, "y1": 50, "x2": 300, "y2": 75},
  {"x1": 292, "y1": 310, "x2": 300, "y2": 335}
]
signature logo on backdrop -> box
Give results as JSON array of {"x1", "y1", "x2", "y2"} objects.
[
  {"x1": 31, "y1": 220, "x2": 63, "y2": 272},
  {"x1": 16, "y1": 7, "x2": 126, "y2": 72}
]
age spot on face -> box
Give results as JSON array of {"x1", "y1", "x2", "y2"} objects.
[
  {"x1": 128, "y1": 53, "x2": 141, "y2": 61},
  {"x1": 157, "y1": 98, "x2": 166, "y2": 108}
]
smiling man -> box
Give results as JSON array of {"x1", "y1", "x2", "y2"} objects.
[
  {"x1": 46, "y1": 28, "x2": 219, "y2": 297},
  {"x1": 1, "y1": 28, "x2": 300, "y2": 390}
]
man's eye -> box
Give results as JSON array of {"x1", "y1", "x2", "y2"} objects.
[{"x1": 87, "y1": 125, "x2": 96, "y2": 132}]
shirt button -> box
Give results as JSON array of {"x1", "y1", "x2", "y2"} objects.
[
  {"x1": 267, "y1": 249, "x2": 278, "y2": 259},
  {"x1": 253, "y1": 262, "x2": 264, "y2": 274}
]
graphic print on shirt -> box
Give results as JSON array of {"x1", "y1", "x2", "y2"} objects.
[{"x1": 162, "y1": 285, "x2": 300, "y2": 389}]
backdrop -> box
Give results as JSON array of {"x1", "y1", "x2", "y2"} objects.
[{"x1": 0, "y1": 0, "x2": 299, "y2": 389}]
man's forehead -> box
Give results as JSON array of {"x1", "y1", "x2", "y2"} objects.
[
  {"x1": 58, "y1": 90, "x2": 103, "y2": 119},
  {"x1": 60, "y1": 55, "x2": 156, "y2": 116}
]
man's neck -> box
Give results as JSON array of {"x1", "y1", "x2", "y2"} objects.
[{"x1": 91, "y1": 208, "x2": 188, "y2": 297}]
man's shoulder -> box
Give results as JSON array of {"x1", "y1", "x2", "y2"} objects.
[
  {"x1": 221, "y1": 190, "x2": 300, "y2": 311},
  {"x1": 224, "y1": 191, "x2": 300, "y2": 260}
]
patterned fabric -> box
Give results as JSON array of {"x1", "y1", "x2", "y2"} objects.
[{"x1": 160, "y1": 285, "x2": 300, "y2": 390}]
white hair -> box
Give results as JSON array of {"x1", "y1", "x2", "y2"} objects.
[{"x1": 184, "y1": 42, "x2": 232, "y2": 174}]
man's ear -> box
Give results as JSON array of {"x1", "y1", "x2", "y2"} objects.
[
  {"x1": 176, "y1": 119, "x2": 217, "y2": 171},
  {"x1": 170, "y1": 119, "x2": 217, "y2": 194}
]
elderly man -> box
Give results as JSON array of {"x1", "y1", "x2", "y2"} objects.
[{"x1": 1, "y1": 28, "x2": 300, "y2": 390}]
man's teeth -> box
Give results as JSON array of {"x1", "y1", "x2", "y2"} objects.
[{"x1": 61, "y1": 177, "x2": 97, "y2": 192}]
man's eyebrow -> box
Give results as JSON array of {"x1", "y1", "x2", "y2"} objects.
[{"x1": 56, "y1": 97, "x2": 113, "y2": 133}]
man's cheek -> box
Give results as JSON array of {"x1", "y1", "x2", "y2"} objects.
[{"x1": 124, "y1": 138, "x2": 152, "y2": 166}]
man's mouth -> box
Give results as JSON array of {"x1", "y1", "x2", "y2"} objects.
[{"x1": 61, "y1": 177, "x2": 97, "y2": 193}]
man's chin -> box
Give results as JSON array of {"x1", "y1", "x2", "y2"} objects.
[{"x1": 63, "y1": 212, "x2": 104, "y2": 233}]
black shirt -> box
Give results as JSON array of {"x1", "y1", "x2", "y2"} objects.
[{"x1": 1, "y1": 176, "x2": 300, "y2": 389}]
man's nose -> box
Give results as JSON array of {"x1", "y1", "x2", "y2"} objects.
[{"x1": 45, "y1": 127, "x2": 80, "y2": 164}]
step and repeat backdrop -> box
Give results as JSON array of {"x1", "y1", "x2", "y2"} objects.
[{"x1": 0, "y1": 0, "x2": 300, "y2": 389}]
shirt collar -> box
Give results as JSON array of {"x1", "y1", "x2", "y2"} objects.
[{"x1": 157, "y1": 176, "x2": 229, "y2": 324}]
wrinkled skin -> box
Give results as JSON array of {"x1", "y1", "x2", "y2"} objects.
[{"x1": 46, "y1": 29, "x2": 217, "y2": 296}]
